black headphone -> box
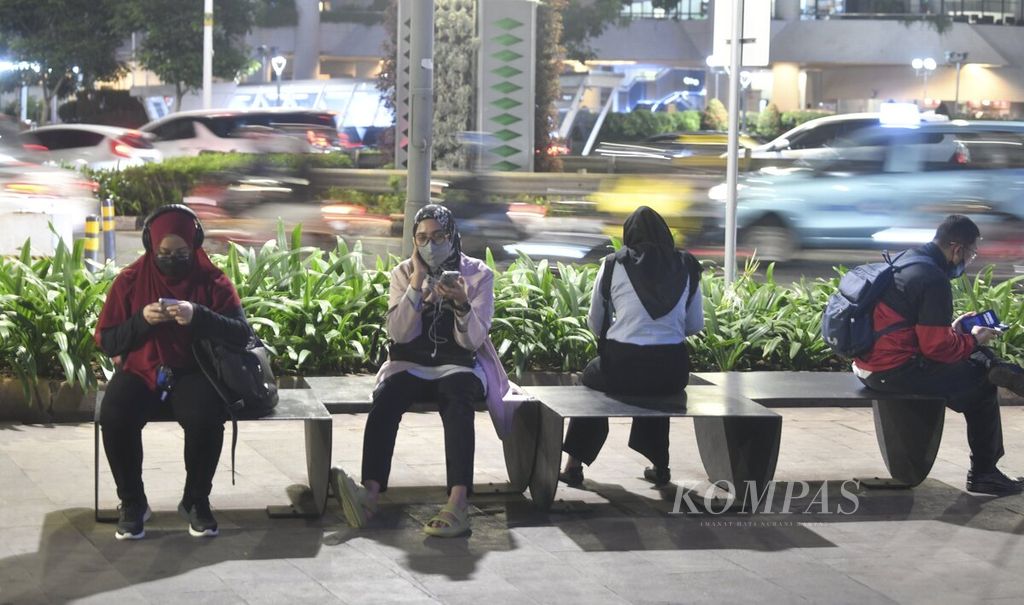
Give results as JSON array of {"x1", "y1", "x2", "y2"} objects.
[{"x1": 142, "y1": 204, "x2": 205, "y2": 252}]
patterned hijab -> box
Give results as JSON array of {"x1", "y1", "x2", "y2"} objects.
[{"x1": 413, "y1": 204, "x2": 463, "y2": 274}]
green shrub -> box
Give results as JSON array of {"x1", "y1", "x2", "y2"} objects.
[
  {"x1": 87, "y1": 152, "x2": 352, "y2": 217},
  {"x1": 780, "y1": 110, "x2": 832, "y2": 132},
  {"x1": 4, "y1": 231, "x2": 1023, "y2": 404},
  {"x1": 701, "y1": 99, "x2": 728, "y2": 131},
  {"x1": 756, "y1": 103, "x2": 783, "y2": 140}
]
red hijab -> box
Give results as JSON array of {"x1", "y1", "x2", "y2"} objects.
[{"x1": 96, "y1": 209, "x2": 241, "y2": 390}]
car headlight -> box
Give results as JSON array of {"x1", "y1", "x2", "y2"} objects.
[{"x1": 708, "y1": 183, "x2": 746, "y2": 202}]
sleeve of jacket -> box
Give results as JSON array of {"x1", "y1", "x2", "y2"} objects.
[
  {"x1": 913, "y1": 279, "x2": 975, "y2": 363},
  {"x1": 683, "y1": 282, "x2": 705, "y2": 337},
  {"x1": 191, "y1": 305, "x2": 251, "y2": 348},
  {"x1": 385, "y1": 263, "x2": 423, "y2": 344},
  {"x1": 98, "y1": 310, "x2": 153, "y2": 357},
  {"x1": 454, "y1": 267, "x2": 494, "y2": 352}
]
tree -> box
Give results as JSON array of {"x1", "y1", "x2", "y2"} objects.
[
  {"x1": 701, "y1": 98, "x2": 728, "y2": 131},
  {"x1": 125, "y1": 0, "x2": 256, "y2": 110},
  {"x1": 0, "y1": 0, "x2": 129, "y2": 123},
  {"x1": 756, "y1": 103, "x2": 782, "y2": 139},
  {"x1": 535, "y1": 0, "x2": 566, "y2": 172},
  {"x1": 560, "y1": 0, "x2": 628, "y2": 61},
  {"x1": 432, "y1": 0, "x2": 477, "y2": 170}
]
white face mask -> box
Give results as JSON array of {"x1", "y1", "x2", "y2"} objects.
[{"x1": 418, "y1": 240, "x2": 453, "y2": 270}]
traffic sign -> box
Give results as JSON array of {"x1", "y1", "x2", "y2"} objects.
[{"x1": 712, "y1": 0, "x2": 771, "y2": 67}]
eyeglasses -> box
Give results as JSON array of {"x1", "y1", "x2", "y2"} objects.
[
  {"x1": 414, "y1": 230, "x2": 449, "y2": 246},
  {"x1": 955, "y1": 242, "x2": 978, "y2": 265}
]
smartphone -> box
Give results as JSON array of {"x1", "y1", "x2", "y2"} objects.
[
  {"x1": 440, "y1": 271, "x2": 461, "y2": 287},
  {"x1": 959, "y1": 309, "x2": 1008, "y2": 333},
  {"x1": 158, "y1": 297, "x2": 180, "y2": 312}
]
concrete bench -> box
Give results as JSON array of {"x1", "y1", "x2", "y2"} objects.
[
  {"x1": 94, "y1": 388, "x2": 332, "y2": 522},
  {"x1": 694, "y1": 371, "x2": 948, "y2": 488},
  {"x1": 304, "y1": 374, "x2": 538, "y2": 495},
  {"x1": 520, "y1": 385, "x2": 783, "y2": 510}
]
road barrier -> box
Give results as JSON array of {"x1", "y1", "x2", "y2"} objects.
[
  {"x1": 101, "y1": 198, "x2": 116, "y2": 263},
  {"x1": 84, "y1": 215, "x2": 99, "y2": 270}
]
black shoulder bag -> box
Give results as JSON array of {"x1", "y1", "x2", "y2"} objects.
[{"x1": 193, "y1": 332, "x2": 279, "y2": 484}]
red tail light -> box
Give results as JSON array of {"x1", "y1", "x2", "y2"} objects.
[
  {"x1": 4, "y1": 182, "x2": 55, "y2": 195},
  {"x1": 22, "y1": 143, "x2": 47, "y2": 152},
  {"x1": 110, "y1": 139, "x2": 134, "y2": 158}
]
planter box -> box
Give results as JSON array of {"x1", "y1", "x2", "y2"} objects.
[
  {"x1": 114, "y1": 216, "x2": 140, "y2": 231},
  {"x1": 0, "y1": 377, "x2": 95, "y2": 423}
]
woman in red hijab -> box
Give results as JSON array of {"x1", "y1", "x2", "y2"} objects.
[{"x1": 95, "y1": 205, "x2": 250, "y2": 541}]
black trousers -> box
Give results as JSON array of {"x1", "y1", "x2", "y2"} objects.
[
  {"x1": 99, "y1": 370, "x2": 226, "y2": 504},
  {"x1": 859, "y1": 350, "x2": 1004, "y2": 473},
  {"x1": 563, "y1": 341, "x2": 690, "y2": 469},
  {"x1": 361, "y1": 371, "x2": 484, "y2": 494}
]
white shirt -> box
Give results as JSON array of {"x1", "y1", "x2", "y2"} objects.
[{"x1": 587, "y1": 258, "x2": 704, "y2": 346}]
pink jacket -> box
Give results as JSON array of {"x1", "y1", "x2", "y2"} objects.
[{"x1": 375, "y1": 254, "x2": 514, "y2": 438}]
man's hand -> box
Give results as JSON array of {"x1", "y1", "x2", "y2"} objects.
[
  {"x1": 143, "y1": 303, "x2": 173, "y2": 325},
  {"x1": 972, "y1": 325, "x2": 1000, "y2": 346},
  {"x1": 952, "y1": 311, "x2": 977, "y2": 333}
]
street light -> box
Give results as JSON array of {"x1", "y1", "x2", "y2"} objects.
[
  {"x1": 271, "y1": 55, "x2": 287, "y2": 106},
  {"x1": 911, "y1": 57, "x2": 936, "y2": 105},
  {"x1": 945, "y1": 51, "x2": 968, "y2": 116}
]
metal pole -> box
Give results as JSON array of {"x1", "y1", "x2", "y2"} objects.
[
  {"x1": 84, "y1": 215, "x2": 100, "y2": 271},
  {"x1": 402, "y1": 0, "x2": 434, "y2": 258},
  {"x1": 19, "y1": 85, "x2": 27, "y2": 122},
  {"x1": 203, "y1": 0, "x2": 214, "y2": 109},
  {"x1": 102, "y1": 198, "x2": 116, "y2": 264},
  {"x1": 724, "y1": 0, "x2": 744, "y2": 285},
  {"x1": 954, "y1": 61, "x2": 962, "y2": 115}
]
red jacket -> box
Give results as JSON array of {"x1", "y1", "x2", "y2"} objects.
[{"x1": 856, "y1": 243, "x2": 977, "y2": 371}]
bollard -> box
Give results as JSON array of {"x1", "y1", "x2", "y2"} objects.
[
  {"x1": 101, "y1": 198, "x2": 116, "y2": 264},
  {"x1": 84, "y1": 215, "x2": 99, "y2": 270}
]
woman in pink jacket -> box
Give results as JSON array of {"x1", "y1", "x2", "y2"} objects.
[{"x1": 333, "y1": 204, "x2": 507, "y2": 537}]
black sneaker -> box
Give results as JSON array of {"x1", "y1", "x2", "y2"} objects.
[
  {"x1": 643, "y1": 466, "x2": 672, "y2": 486},
  {"x1": 987, "y1": 363, "x2": 1024, "y2": 397},
  {"x1": 115, "y1": 497, "x2": 152, "y2": 541},
  {"x1": 558, "y1": 465, "x2": 584, "y2": 487},
  {"x1": 178, "y1": 498, "x2": 219, "y2": 537},
  {"x1": 966, "y1": 469, "x2": 1024, "y2": 496}
]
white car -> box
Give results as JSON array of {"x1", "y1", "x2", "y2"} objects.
[
  {"x1": 0, "y1": 129, "x2": 100, "y2": 254},
  {"x1": 20, "y1": 125, "x2": 161, "y2": 171},
  {"x1": 751, "y1": 109, "x2": 949, "y2": 161},
  {"x1": 140, "y1": 108, "x2": 343, "y2": 159}
]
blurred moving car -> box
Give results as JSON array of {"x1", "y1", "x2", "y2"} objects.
[
  {"x1": 708, "y1": 120, "x2": 1024, "y2": 261},
  {"x1": 502, "y1": 231, "x2": 614, "y2": 267},
  {"x1": 141, "y1": 109, "x2": 344, "y2": 158},
  {"x1": 750, "y1": 107, "x2": 948, "y2": 162},
  {"x1": 0, "y1": 119, "x2": 100, "y2": 253},
  {"x1": 20, "y1": 125, "x2": 161, "y2": 170}
]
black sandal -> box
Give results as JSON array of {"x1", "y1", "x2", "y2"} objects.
[{"x1": 559, "y1": 465, "x2": 584, "y2": 487}]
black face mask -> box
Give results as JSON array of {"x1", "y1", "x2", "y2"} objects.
[{"x1": 155, "y1": 253, "x2": 192, "y2": 278}]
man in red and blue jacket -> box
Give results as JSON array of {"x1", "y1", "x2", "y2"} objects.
[{"x1": 855, "y1": 215, "x2": 1024, "y2": 495}]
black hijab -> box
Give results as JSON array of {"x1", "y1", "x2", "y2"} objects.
[
  {"x1": 413, "y1": 204, "x2": 462, "y2": 274},
  {"x1": 615, "y1": 206, "x2": 688, "y2": 320}
]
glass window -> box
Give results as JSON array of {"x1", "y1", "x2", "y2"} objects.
[
  {"x1": 150, "y1": 119, "x2": 196, "y2": 141},
  {"x1": 28, "y1": 129, "x2": 104, "y2": 150}
]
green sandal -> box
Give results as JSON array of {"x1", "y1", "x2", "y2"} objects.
[{"x1": 423, "y1": 503, "x2": 470, "y2": 538}]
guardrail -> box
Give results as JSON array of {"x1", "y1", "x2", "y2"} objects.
[{"x1": 310, "y1": 168, "x2": 722, "y2": 196}]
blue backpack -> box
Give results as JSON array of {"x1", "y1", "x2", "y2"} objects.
[{"x1": 821, "y1": 251, "x2": 937, "y2": 359}]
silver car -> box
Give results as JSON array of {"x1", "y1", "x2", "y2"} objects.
[{"x1": 709, "y1": 121, "x2": 1024, "y2": 261}]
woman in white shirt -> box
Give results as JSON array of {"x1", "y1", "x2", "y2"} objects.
[{"x1": 559, "y1": 206, "x2": 704, "y2": 487}]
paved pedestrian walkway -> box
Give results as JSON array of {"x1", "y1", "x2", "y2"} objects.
[{"x1": 1, "y1": 407, "x2": 1023, "y2": 604}]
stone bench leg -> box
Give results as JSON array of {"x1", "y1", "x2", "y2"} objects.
[
  {"x1": 502, "y1": 399, "x2": 540, "y2": 494},
  {"x1": 528, "y1": 405, "x2": 567, "y2": 511},
  {"x1": 267, "y1": 417, "x2": 333, "y2": 518},
  {"x1": 694, "y1": 416, "x2": 782, "y2": 496},
  {"x1": 866, "y1": 398, "x2": 945, "y2": 487}
]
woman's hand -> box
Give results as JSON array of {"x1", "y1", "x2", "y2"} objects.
[
  {"x1": 166, "y1": 301, "x2": 195, "y2": 325},
  {"x1": 436, "y1": 277, "x2": 469, "y2": 306},
  {"x1": 410, "y1": 250, "x2": 428, "y2": 291},
  {"x1": 143, "y1": 303, "x2": 173, "y2": 325}
]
